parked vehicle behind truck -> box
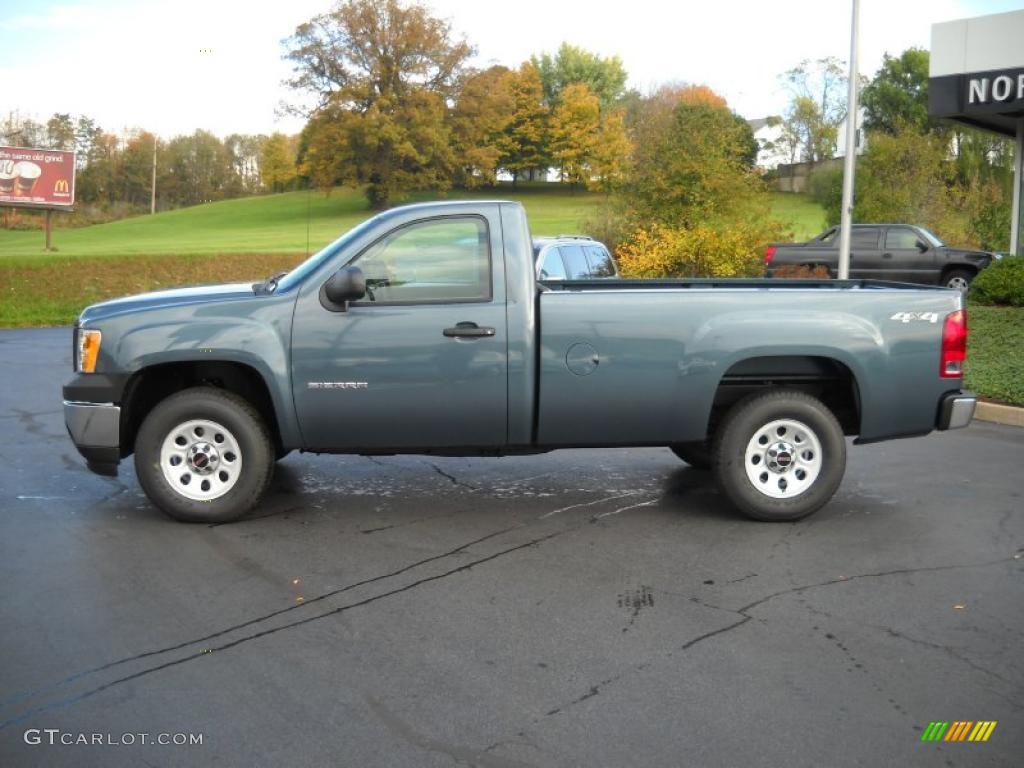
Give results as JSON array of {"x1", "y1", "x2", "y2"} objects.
[
  {"x1": 765, "y1": 224, "x2": 997, "y2": 291},
  {"x1": 64, "y1": 201, "x2": 976, "y2": 525}
]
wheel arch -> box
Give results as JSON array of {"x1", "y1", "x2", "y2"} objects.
[
  {"x1": 120, "y1": 360, "x2": 286, "y2": 459},
  {"x1": 706, "y1": 355, "x2": 862, "y2": 439}
]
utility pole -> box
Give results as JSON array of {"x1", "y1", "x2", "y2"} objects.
[
  {"x1": 837, "y1": 0, "x2": 860, "y2": 280},
  {"x1": 150, "y1": 137, "x2": 157, "y2": 215}
]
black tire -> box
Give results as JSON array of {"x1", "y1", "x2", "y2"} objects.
[
  {"x1": 943, "y1": 269, "x2": 973, "y2": 293},
  {"x1": 134, "y1": 387, "x2": 275, "y2": 523},
  {"x1": 670, "y1": 442, "x2": 712, "y2": 470},
  {"x1": 711, "y1": 389, "x2": 846, "y2": 522}
]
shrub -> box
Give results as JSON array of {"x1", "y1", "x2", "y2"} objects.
[
  {"x1": 772, "y1": 264, "x2": 830, "y2": 279},
  {"x1": 807, "y1": 165, "x2": 843, "y2": 226},
  {"x1": 970, "y1": 256, "x2": 1024, "y2": 307},
  {"x1": 616, "y1": 223, "x2": 771, "y2": 278}
]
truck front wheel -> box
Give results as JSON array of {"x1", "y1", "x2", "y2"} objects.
[
  {"x1": 712, "y1": 390, "x2": 846, "y2": 522},
  {"x1": 134, "y1": 387, "x2": 275, "y2": 523}
]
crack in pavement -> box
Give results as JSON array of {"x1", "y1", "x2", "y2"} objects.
[
  {"x1": 0, "y1": 528, "x2": 565, "y2": 731},
  {"x1": 425, "y1": 461, "x2": 478, "y2": 491},
  {"x1": 365, "y1": 695, "x2": 537, "y2": 768},
  {"x1": 0, "y1": 524, "x2": 520, "y2": 714},
  {"x1": 544, "y1": 554, "x2": 1021, "y2": 717}
]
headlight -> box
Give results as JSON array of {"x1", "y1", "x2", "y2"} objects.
[{"x1": 76, "y1": 329, "x2": 102, "y2": 373}]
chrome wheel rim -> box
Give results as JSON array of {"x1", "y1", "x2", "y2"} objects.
[
  {"x1": 744, "y1": 418, "x2": 822, "y2": 499},
  {"x1": 159, "y1": 419, "x2": 242, "y2": 501},
  {"x1": 947, "y1": 276, "x2": 970, "y2": 292}
]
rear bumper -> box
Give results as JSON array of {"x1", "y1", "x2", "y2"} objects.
[
  {"x1": 64, "y1": 400, "x2": 121, "y2": 473},
  {"x1": 937, "y1": 391, "x2": 976, "y2": 430}
]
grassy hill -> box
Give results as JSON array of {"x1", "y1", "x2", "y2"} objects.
[
  {"x1": 0, "y1": 186, "x2": 825, "y2": 326},
  {"x1": 0, "y1": 185, "x2": 606, "y2": 260}
]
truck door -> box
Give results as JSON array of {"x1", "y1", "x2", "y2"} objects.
[
  {"x1": 290, "y1": 215, "x2": 508, "y2": 451},
  {"x1": 849, "y1": 227, "x2": 883, "y2": 279},
  {"x1": 883, "y1": 226, "x2": 934, "y2": 284}
]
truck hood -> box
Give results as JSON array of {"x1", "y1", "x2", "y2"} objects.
[{"x1": 78, "y1": 282, "x2": 258, "y2": 325}]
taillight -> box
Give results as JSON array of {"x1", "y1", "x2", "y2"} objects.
[
  {"x1": 764, "y1": 245, "x2": 777, "y2": 266},
  {"x1": 940, "y1": 309, "x2": 967, "y2": 378}
]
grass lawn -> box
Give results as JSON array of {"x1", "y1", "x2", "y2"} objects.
[
  {"x1": 0, "y1": 185, "x2": 826, "y2": 326},
  {"x1": 964, "y1": 305, "x2": 1024, "y2": 407},
  {"x1": 768, "y1": 192, "x2": 826, "y2": 241},
  {"x1": 0, "y1": 184, "x2": 604, "y2": 260}
]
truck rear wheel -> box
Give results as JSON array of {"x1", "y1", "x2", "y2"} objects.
[
  {"x1": 712, "y1": 389, "x2": 845, "y2": 522},
  {"x1": 134, "y1": 387, "x2": 274, "y2": 523}
]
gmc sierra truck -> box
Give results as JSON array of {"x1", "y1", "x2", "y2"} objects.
[
  {"x1": 64, "y1": 201, "x2": 976, "y2": 524},
  {"x1": 765, "y1": 224, "x2": 997, "y2": 291}
]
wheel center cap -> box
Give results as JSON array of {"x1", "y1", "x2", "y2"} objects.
[
  {"x1": 766, "y1": 441, "x2": 796, "y2": 473},
  {"x1": 187, "y1": 442, "x2": 219, "y2": 474}
]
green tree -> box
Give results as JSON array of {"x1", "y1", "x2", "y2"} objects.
[
  {"x1": 46, "y1": 113, "x2": 75, "y2": 150},
  {"x1": 861, "y1": 47, "x2": 934, "y2": 135},
  {"x1": 283, "y1": 0, "x2": 472, "y2": 207},
  {"x1": 549, "y1": 83, "x2": 600, "y2": 188},
  {"x1": 780, "y1": 57, "x2": 848, "y2": 162},
  {"x1": 532, "y1": 43, "x2": 627, "y2": 108}
]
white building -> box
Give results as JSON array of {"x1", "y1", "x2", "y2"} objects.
[{"x1": 747, "y1": 117, "x2": 789, "y2": 170}]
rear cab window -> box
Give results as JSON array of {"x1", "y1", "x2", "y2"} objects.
[{"x1": 560, "y1": 245, "x2": 592, "y2": 279}]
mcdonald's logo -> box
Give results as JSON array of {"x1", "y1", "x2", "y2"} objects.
[
  {"x1": 921, "y1": 720, "x2": 997, "y2": 742},
  {"x1": 54, "y1": 179, "x2": 70, "y2": 194}
]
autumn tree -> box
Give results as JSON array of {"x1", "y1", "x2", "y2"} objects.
[
  {"x1": 283, "y1": 0, "x2": 472, "y2": 207},
  {"x1": 532, "y1": 43, "x2": 627, "y2": 108},
  {"x1": 451, "y1": 66, "x2": 515, "y2": 187},
  {"x1": 498, "y1": 62, "x2": 550, "y2": 185},
  {"x1": 259, "y1": 132, "x2": 297, "y2": 193},
  {"x1": 589, "y1": 107, "x2": 632, "y2": 193},
  {"x1": 549, "y1": 83, "x2": 599, "y2": 188}
]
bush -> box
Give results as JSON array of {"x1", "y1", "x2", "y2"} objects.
[
  {"x1": 772, "y1": 264, "x2": 830, "y2": 279},
  {"x1": 616, "y1": 223, "x2": 771, "y2": 278},
  {"x1": 807, "y1": 166, "x2": 842, "y2": 226},
  {"x1": 964, "y1": 305, "x2": 1024, "y2": 406},
  {"x1": 970, "y1": 257, "x2": 1024, "y2": 307}
]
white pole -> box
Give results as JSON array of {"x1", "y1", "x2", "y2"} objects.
[
  {"x1": 837, "y1": 0, "x2": 860, "y2": 280},
  {"x1": 1011, "y1": 119, "x2": 1023, "y2": 256}
]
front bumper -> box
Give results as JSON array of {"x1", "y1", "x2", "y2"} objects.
[
  {"x1": 937, "y1": 391, "x2": 976, "y2": 430},
  {"x1": 64, "y1": 400, "x2": 121, "y2": 473}
]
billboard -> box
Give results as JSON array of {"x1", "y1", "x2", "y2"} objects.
[{"x1": 0, "y1": 146, "x2": 76, "y2": 208}]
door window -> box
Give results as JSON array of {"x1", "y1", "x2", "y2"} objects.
[
  {"x1": 560, "y1": 245, "x2": 592, "y2": 279},
  {"x1": 584, "y1": 245, "x2": 615, "y2": 277},
  {"x1": 885, "y1": 227, "x2": 920, "y2": 250},
  {"x1": 539, "y1": 248, "x2": 568, "y2": 279},
  {"x1": 852, "y1": 228, "x2": 880, "y2": 248},
  {"x1": 353, "y1": 217, "x2": 491, "y2": 303}
]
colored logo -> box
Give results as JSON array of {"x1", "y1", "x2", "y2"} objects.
[
  {"x1": 921, "y1": 721, "x2": 997, "y2": 742},
  {"x1": 54, "y1": 179, "x2": 70, "y2": 195}
]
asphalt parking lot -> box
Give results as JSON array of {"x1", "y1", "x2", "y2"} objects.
[{"x1": 0, "y1": 327, "x2": 1022, "y2": 767}]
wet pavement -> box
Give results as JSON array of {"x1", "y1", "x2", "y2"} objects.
[{"x1": 0, "y1": 327, "x2": 1022, "y2": 767}]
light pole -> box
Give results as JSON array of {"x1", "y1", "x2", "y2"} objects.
[
  {"x1": 837, "y1": 0, "x2": 860, "y2": 279},
  {"x1": 150, "y1": 137, "x2": 157, "y2": 215}
]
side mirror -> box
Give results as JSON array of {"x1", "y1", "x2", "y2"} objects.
[
  {"x1": 322, "y1": 266, "x2": 366, "y2": 311},
  {"x1": 915, "y1": 239, "x2": 929, "y2": 252}
]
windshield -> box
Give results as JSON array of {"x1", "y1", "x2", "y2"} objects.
[
  {"x1": 273, "y1": 215, "x2": 381, "y2": 294},
  {"x1": 918, "y1": 227, "x2": 945, "y2": 248}
]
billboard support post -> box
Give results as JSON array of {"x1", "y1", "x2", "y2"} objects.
[{"x1": 44, "y1": 210, "x2": 52, "y2": 251}]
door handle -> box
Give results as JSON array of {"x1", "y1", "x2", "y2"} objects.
[
  {"x1": 882, "y1": 252, "x2": 893, "y2": 259},
  {"x1": 443, "y1": 322, "x2": 495, "y2": 338}
]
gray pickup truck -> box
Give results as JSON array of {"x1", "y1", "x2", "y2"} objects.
[
  {"x1": 64, "y1": 201, "x2": 976, "y2": 524},
  {"x1": 766, "y1": 224, "x2": 997, "y2": 291}
]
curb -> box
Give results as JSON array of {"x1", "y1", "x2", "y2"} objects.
[{"x1": 975, "y1": 401, "x2": 1024, "y2": 428}]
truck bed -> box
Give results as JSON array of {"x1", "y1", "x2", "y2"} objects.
[{"x1": 541, "y1": 278, "x2": 948, "y2": 291}]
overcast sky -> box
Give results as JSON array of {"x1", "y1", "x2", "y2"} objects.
[{"x1": 1, "y1": 0, "x2": 1020, "y2": 139}]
